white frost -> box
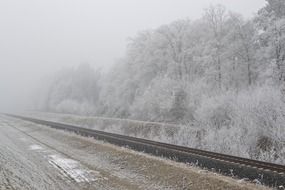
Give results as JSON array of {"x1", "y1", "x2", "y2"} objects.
[
  {"x1": 29, "y1": 144, "x2": 43, "y2": 150},
  {"x1": 48, "y1": 154, "x2": 97, "y2": 183}
]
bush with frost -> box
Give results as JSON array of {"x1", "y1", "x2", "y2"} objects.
[
  {"x1": 130, "y1": 77, "x2": 178, "y2": 121},
  {"x1": 195, "y1": 85, "x2": 285, "y2": 164}
]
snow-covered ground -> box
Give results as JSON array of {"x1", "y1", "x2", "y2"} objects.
[
  {"x1": 0, "y1": 117, "x2": 89, "y2": 189},
  {"x1": 0, "y1": 114, "x2": 270, "y2": 190}
]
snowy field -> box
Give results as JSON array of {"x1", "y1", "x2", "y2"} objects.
[{"x1": 0, "y1": 114, "x2": 270, "y2": 190}]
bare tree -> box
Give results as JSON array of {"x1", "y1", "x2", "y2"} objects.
[{"x1": 204, "y1": 5, "x2": 227, "y2": 89}]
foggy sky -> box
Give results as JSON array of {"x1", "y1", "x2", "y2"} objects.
[{"x1": 0, "y1": 0, "x2": 266, "y2": 112}]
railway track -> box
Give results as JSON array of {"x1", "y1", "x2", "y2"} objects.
[{"x1": 6, "y1": 114, "x2": 285, "y2": 187}]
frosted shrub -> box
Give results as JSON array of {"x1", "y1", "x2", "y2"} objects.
[
  {"x1": 195, "y1": 92, "x2": 235, "y2": 130},
  {"x1": 195, "y1": 85, "x2": 285, "y2": 164},
  {"x1": 237, "y1": 86, "x2": 285, "y2": 164},
  {"x1": 130, "y1": 77, "x2": 178, "y2": 121}
]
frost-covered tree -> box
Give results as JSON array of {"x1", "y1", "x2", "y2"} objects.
[
  {"x1": 256, "y1": 0, "x2": 285, "y2": 82},
  {"x1": 204, "y1": 5, "x2": 227, "y2": 89},
  {"x1": 223, "y1": 13, "x2": 257, "y2": 88}
]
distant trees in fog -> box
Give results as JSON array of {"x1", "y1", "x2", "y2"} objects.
[{"x1": 35, "y1": 63, "x2": 100, "y2": 115}]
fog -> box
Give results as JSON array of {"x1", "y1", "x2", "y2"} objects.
[{"x1": 0, "y1": 0, "x2": 266, "y2": 112}]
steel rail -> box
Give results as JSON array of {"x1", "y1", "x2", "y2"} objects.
[{"x1": 6, "y1": 114, "x2": 285, "y2": 187}]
